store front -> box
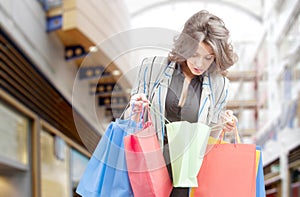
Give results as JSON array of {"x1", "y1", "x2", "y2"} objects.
[{"x1": 0, "y1": 27, "x2": 96, "y2": 197}]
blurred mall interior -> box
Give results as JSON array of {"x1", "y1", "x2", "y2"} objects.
[{"x1": 1, "y1": 0, "x2": 300, "y2": 196}]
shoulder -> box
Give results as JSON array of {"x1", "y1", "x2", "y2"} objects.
[
  {"x1": 209, "y1": 71, "x2": 229, "y2": 87},
  {"x1": 139, "y1": 56, "x2": 172, "y2": 76},
  {"x1": 140, "y1": 56, "x2": 170, "y2": 67},
  {"x1": 208, "y1": 71, "x2": 230, "y2": 103}
]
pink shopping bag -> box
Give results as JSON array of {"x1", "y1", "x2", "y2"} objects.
[
  {"x1": 192, "y1": 127, "x2": 257, "y2": 197},
  {"x1": 124, "y1": 121, "x2": 172, "y2": 197}
]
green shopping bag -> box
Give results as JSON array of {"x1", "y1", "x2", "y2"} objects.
[{"x1": 166, "y1": 121, "x2": 211, "y2": 187}]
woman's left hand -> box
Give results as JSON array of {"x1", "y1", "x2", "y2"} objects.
[{"x1": 222, "y1": 110, "x2": 238, "y2": 132}]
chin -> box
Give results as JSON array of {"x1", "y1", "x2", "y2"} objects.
[{"x1": 192, "y1": 71, "x2": 203, "y2": 76}]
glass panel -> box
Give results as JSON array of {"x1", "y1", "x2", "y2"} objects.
[
  {"x1": 71, "y1": 149, "x2": 89, "y2": 196},
  {"x1": 0, "y1": 102, "x2": 29, "y2": 165},
  {"x1": 279, "y1": 13, "x2": 300, "y2": 59},
  {"x1": 256, "y1": 40, "x2": 269, "y2": 127},
  {"x1": 290, "y1": 167, "x2": 300, "y2": 197},
  {"x1": 41, "y1": 131, "x2": 70, "y2": 197}
]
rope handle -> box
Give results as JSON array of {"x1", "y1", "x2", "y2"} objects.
[
  {"x1": 218, "y1": 120, "x2": 241, "y2": 144},
  {"x1": 150, "y1": 105, "x2": 232, "y2": 130}
]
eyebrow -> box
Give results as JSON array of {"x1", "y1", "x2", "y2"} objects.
[{"x1": 194, "y1": 52, "x2": 215, "y2": 56}]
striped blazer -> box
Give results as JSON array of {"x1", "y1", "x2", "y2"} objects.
[{"x1": 131, "y1": 56, "x2": 230, "y2": 147}]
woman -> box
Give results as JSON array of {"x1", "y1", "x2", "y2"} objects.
[{"x1": 129, "y1": 10, "x2": 237, "y2": 196}]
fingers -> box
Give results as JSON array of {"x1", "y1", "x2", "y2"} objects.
[
  {"x1": 224, "y1": 110, "x2": 236, "y2": 122},
  {"x1": 223, "y1": 122, "x2": 235, "y2": 132},
  {"x1": 223, "y1": 110, "x2": 238, "y2": 132},
  {"x1": 131, "y1": 93, "x2": 148, "y2": 102},
  {"x1": 130, "y1": 93, "x2": 149, "y2": 113},
  {"x1": 225, "y1": 110, "x2": 233, "y2": 116},
  {"x1": 131, "y1": 93, "x2": 149, "y2": 104}
]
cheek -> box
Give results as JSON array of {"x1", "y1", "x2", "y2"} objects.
[
  {"x1": 202, "y1": 61, "x2": 213, "y2": 69},
  {"x1": 186, "y1": 59, "x2": 196, "y2": 70},
  {"x1": 188, "y1": 58, "x2": 212, "y2": 69},
  {"x1": 187, "y1": 58, "x2": 198, "y2": 66}
]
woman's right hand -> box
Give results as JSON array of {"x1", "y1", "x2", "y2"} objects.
[{"x1": 130, "y1": 93, "x2": 150, "y2": 113}]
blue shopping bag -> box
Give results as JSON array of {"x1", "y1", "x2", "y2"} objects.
[
  {"x1": 76, "y1": 119, "x2": 140, "y2": 197},
  {"x1": 256, "y1": 146, "x2": 266, "y2": 197}
]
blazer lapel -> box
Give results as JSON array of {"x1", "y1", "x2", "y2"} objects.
[
  {"x1": 157, "y1": 61, "x2": 175, "y2": 113},
  {"x1": 150, "y1": 61, "x2": 175, "y2": 147},
  {"x1": 198, "y1": 73, "x2": 211, "y2": 124}
]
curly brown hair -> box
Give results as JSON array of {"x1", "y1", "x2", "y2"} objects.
[{"x1": 169, "y1": 10, "x2": 238, "y2": 74}]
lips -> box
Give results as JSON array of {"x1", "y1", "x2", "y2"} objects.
[{"x1": 193, "y1": 67, "x2": 202, "y2": 73}]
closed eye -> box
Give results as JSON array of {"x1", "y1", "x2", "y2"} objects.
[{"x1": 205, "y1": 55, "x2": 214, "y2": 61}]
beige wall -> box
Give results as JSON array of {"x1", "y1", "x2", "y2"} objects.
[{"x1": 0, "y1": 0, "x2": 131, "y2": 133}]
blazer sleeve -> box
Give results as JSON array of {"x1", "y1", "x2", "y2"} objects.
[
  {"x1": 130, "y1": 56, "x2": 157, "y2": 98},
  {"x1": 211, "y1": 75, "x2": 230, "y2": 124}
]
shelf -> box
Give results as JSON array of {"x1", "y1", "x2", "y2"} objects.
[
  {"x1": 0, "y1": 155, "x2": 28, "y2": 172},
  {"x1": 227, "y1": 70, "x2": 258, "y2": 81},
  {"x1": 264, "y1": 173, "x2": 281, "y2": 186},
  {"x1": 239, "y1": 128, "x2": 257, "y2": 136},
  {"x1": 226, "y1": 100, "x2": 260, "y2": 109}
]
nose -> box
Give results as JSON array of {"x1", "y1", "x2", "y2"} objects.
[{"x1": 195, "y1": 57, "x2": 204, "y2": 68}]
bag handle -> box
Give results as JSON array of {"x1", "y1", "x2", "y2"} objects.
[
  {"x1": 139, "y1": 105, "x2": 153, "y2": 127},
  {"x1": 118, "y1": 101, "x2": 146, "y2": 131},
  {"x1": 119, "y1": 102, "x2": 132, "y2": 119},
  {"x1": 217, "y1": 120, "x2": 241, "y2": 144},
  {"x1": 149, "y1": 105, "x2": 171, "y2": 124},
  {"x1": 150, "y1": 105, "x2": 232, "y2": 129}
]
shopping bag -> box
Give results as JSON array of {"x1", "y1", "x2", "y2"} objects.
[
  {"x1": 256, "y1": 146, "x2": 266, "y2": 197},
  {"x1": 255, "y1": 148, "x2": 260, "y2": 174},
  {"x1": 166, "y1": 121, "x2": 211, "y2": 187},
  {"x1": 76, "y1": 119, "x2": 139, "y2": 197},
  {"x1": 124, "y1": 119, "x2": 172, "y2": 196},
  {"x1": 192, "y1": 128, "x2": 257, "y2": 197}
]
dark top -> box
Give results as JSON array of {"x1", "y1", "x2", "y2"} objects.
[
  {"x1": 164, "y1": 63, "x2": 203, "y2": 196},
  {"x1": 165, "y1": 63, "x2": 203, "y2": 123}
]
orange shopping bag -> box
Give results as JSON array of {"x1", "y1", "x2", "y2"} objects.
[
  {"x1": 124, "y1": 109, "x2": 172, "y2": 197},
  {"x1": 192, "y1": 127, "x2": 257, "y2": 197}
]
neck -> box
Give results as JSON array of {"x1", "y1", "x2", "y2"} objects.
[{"x1": 180, "y1": 61, "x2": 194, "y2": 80}]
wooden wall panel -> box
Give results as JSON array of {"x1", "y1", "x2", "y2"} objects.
[{"x1": 1, "y1": 29, "x2": 100, "y2": 152}]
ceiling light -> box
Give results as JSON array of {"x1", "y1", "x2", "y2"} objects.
[
  {"x1": 89, "y1": 46, "x2": 98, "y2": 52},
  {"x1": 112, "y1": 70, "x2": 121, "y2": 76}
]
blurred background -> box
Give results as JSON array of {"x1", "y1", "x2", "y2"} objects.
[{"x1": 0, "y1": 0, "x2": 300, "y2": 196}]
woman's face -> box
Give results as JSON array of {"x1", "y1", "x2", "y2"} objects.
[{"x1": 186, "y1": 42, "x2": 215, "y2": 76}]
